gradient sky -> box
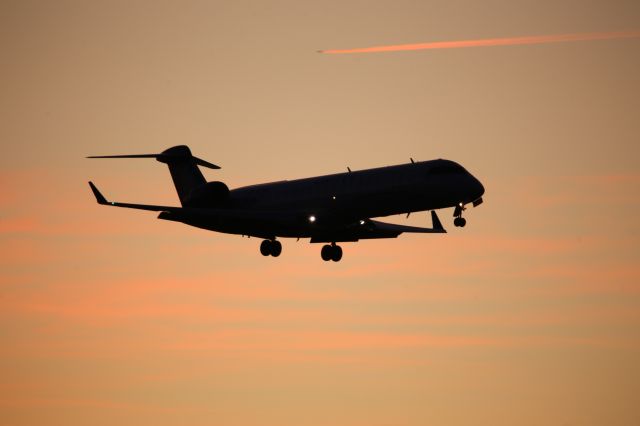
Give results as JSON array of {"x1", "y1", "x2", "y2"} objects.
[{"x1": 1, "y1": 1, "x2": 640, "y2": 425}]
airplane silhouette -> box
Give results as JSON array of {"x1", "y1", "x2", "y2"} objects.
[{"x1": 88, "y1": 145, "x2": 484, "y2": 262}]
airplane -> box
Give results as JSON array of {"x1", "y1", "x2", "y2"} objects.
[{"x1": 87, "y1": 145, "x2": 485, "y2": 262}]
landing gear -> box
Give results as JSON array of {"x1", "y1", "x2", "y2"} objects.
[
  {"x1": 321, "y1": 243, "x2": 343, "y2": 262},
  {"x1": 260, "y1": 239, "x2": 282, "y2": 257},
  {"x1": 453, "y1": 203, "x2": 467, "y2": 227},
  {"x1": 453, "y1": 217, "x2": 466, "y2": 227}
]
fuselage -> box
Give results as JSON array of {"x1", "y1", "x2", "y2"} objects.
[{"x1": 178, "y1": 158, "x2": 484, "y2": 238}]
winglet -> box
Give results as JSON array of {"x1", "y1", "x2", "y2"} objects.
[
  {"x1": 431, "y1": 210, "x2": 445, "y2": 232},
  {"x1": 88, "y1": 181, "x2": 108, "y2": 205}
]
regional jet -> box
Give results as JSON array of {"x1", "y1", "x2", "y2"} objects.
[{"x1": 88, "y1": 145, "x2": 484, "y2": 262}]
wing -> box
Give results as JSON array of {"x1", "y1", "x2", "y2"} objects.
[
  {"x1": 310, "y1": 211, "x2": 446, "y2": 243},
  {"x1": 88, "y1": 181, "x2": 183, "y2": 212},
  {"x1": 90, "y1": 181, "x2": 447, "y2": 242}
]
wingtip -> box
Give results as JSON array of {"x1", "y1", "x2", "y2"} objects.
[{"x1": 88, "y1": 181, "x2": 108, "y2": 205}]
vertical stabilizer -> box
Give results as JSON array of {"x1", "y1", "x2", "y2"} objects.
[{"x1": 156, "y1": 146, "x2": 206, "y2": 205}]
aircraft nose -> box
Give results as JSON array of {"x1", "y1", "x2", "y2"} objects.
[
  {"x1": 470, "y1": 175, "x2": 485, "y2": 201},
  {"x1": 476, "y1": 178, "x2": 485, "y2": 198}
]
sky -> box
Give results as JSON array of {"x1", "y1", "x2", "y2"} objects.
[{"x1": 1, "y1": 0, "x2": 639, "y2": 425}]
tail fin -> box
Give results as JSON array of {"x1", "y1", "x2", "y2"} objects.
[{"x1": 88, "y1": 145, "x2": 219, "y2": 205}]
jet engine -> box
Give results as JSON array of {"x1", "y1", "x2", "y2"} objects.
[{"x1": 184, "y1": 181, "x2": 230, "y2": 207}]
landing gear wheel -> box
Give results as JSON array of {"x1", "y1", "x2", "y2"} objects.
[
  {"x1": 331, "y1": 245, "x2": 343, "y2": 262},
  {"x1": 453, "y1": 217, "x2": 467, "y2": 227},
  {"x1": 321, "y1": 244, "x2": 333, "y2": 261},
  {"x1": 260, "y1": 240, "x2": 272, "y2": 256},
  {"x1": 320, "y1": 244, "x2": 343, "y2": 262},
  {"x1": 271, "y1": 240, "x2": 282, "y2": 257},
  {"x1": 260, "y1": 239, "x2": 282, "y2": 257}
]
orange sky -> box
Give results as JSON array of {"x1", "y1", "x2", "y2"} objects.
[{"x1": 1, "y1": 1, "x2": 640, "y2": 425}]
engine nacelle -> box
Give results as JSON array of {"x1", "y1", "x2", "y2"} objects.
[{"x1": 184, "y1": 181, "x2": 230, "y2": 207}]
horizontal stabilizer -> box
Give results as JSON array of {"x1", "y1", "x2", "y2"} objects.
[{"x1": 87, "y1": 146, "x2": 220, "y2": 169}]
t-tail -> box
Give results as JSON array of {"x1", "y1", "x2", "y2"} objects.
[{"x1": 87, "y1": 145, "x2": 219, "y2": 206}]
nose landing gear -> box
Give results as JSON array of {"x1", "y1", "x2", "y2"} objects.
[
  {"x1": 321, "y1": 243, "x2": 343, "y2": 262},
  {"x1": 453, "y1": 217, "x2": 466, "y2": 227},
  {"x1": 453, "y1": 203, "x2": 467, "y2": 227},
  {"x1": 260, "y1": 239, "x2": 282, "y2": 257}
]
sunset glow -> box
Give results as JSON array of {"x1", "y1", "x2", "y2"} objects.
[{"x1": 2, "y1": 2, "x2": 640, "y2": 425}]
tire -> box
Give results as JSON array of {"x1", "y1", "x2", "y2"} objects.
[
  {"x1": 331, "y1": 245, "x2": 343, "y2": 262},
  {"x1": 320, "y1": 244, "x2": 332, "y2": 261},
  {"x1": 260, "y1": 240, "x2": 271, "y2": 256},
  {"x1": 271, "y1": 240, "x2": 282, "y2": 257}
]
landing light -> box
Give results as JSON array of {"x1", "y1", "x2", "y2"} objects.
[
  {"x1": 359, "y1": 220, "x2": 365, "y2": 225},
  {"x1": 309, "y1": 215, "x2": 316, "y2": 223}
]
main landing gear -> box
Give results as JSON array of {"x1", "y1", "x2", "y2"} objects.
[
  {"x1": 320, "y1": 243, "x2": 343, "y2": 262},
  {"x1": 453, "y1": 203, "x2": 467, "y2": 227},
  {"x1": 260, "y1": 239, "x2": 282, "y2": 257}
]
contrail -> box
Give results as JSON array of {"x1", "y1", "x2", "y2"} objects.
[{"x1": 319, "y1": 30, "x2": 640, "y2": 54}]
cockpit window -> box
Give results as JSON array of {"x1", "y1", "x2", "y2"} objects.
[{"x1": 429, "y1": 161, "x2": 465, "y2": 175}]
